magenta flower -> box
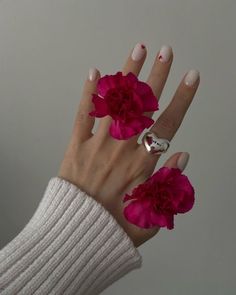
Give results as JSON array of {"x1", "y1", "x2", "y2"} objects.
[
  {"x1": 123, "y1": 167, "x2": 195, "y2": 229},
  {"x1": 89, "y1": 71, "x2": 158, "y2": 140}
]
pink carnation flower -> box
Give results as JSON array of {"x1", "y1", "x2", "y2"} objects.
[
  {"x1": 89, "y1": 71, "x2": 158, "y2": 139},
  {"x1": 123, "y1": 167, "x2": 195, "y2": 229}
]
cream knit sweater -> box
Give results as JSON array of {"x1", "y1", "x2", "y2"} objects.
[{"x1": 0, "y1": 177, "x2": 142, "y2": 295}]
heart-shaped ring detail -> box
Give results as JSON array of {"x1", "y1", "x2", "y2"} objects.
[{"x1": 142, "y1": 131, "x2": 170, "y2": 155}]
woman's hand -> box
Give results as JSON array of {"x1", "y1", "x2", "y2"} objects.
[{"x1": 58, "y1": 43, "x2": 200, "y2": 247}]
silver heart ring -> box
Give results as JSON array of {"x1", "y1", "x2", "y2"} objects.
[{"x1": 141, "y1": 131, "x2": 170, "y2": 155}]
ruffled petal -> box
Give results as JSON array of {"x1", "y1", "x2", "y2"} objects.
[
  {"x1": 134, "y1": 81, "x2": 159, "y2": 112},
  {"x1": 166, "y1": 214, "x2": 174, "y2": 230},
  {"x1": 123, "y1": 193, "x2": 134, "y2": 202},
  {"x1": 131, "y1": 115, "x2": 155, "y2": 129},
  {"x1": 123, "y1": 200, "x2": 154, "y2": 228},
  {"x1": 125, "y1": 72, "x2": 138, "y2": 86},
  {"x1": 170, "y1": 174, "x2": 195, "y2": 213},
  {"x1": 151, "y1": 209, "x2": 174, "y2": 229},
  {"x1": 173, "y1": 190, "x2": 195, "y2": 213},
  {"x1": 97, "y1": 72, "x2": 124, "y2": 97},
  {"x1": 109, "y1": 116, "x2": 154, "y2": 140},
  {"x1": 108, "y1": 120, "x2": 135, "y2": 140},
  {"x1": 123, "y1": 199, "x2": 174, "y2": 229},
  {"x1": 150, "y1": 166, "x2": 173, "y2": 182},
  {"x1": 89, "y1": 94, "x2": 108, "y2": 117}
]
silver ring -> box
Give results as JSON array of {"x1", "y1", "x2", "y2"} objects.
[{"x1": 142, "y1": 131, "x2": 170, "y2": 155}]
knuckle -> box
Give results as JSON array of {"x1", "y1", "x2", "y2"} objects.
[
  {"x1": 152, "y1": 70, "x2": 165, "y2": 81},
  {"x1": 130, "y1": 166, "x2": 145, "y2": 180},
  {"x1": 82, "y1": 90, "x2": 92, "y2": 99},
  {"x1": 142, "y1": 165, "x2": 154, "y2": 179},
  {"x1": 156, "y1": 115, "x2": 178, "y2": 132},
  {"x1": 126, "y1": 160, "x2": 152, "y2": 181},
  {"x1": 75, "y1": 109, "x2": 89, "y2": 123},
  {"x1": 140, "y1": 159, "x2": 156, "y2": 178}
]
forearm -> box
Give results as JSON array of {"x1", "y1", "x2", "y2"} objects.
[{"x1": 0, "y1": 177, "x2": 142, "y2": 295}]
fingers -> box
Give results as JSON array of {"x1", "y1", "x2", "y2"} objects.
[
  {"x1": 96, "y1": 43, "x2": 147, "y2": 138},
  {"x1": 122, "y1": 45, "x2": 173, "y2": 146},
  {"x1": 137, "y1": 69, "x2": 200, "y2": 161},
  {"x1": 71, "y1": 68, "x2": 101, "y2": 144},
  {"x1": 152, "y1": 69, "x2": 200, "y2": 140},
  {"x1": 145, "y1": 45, "x2": 173, "y2": 115},
  {"x1": 163, "y1": 151, "x2": 190, "y2": 171},
  {"x1": 122, "y1": 42, "x2": 147, "y2": 75}
]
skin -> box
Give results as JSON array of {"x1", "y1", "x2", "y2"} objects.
[{"x1": 58, "y1": 44, "x2": 200, "y2": 248}]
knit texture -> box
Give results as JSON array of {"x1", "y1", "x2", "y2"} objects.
[{"x1": 0, "y1": 177, "x2": 142, "y2": 294}]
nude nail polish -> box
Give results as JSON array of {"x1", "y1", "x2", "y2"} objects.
[
  {"x1": 184, "y1": 70, "x2": 199, "y2": 86},
  {"x1": 131, "y1": 43, "x2": 146, "y2": 61},
  {"x1": 177, "y1": 152, "x2": 190, "y2": 171},
  {"x1": 158, "y1": 45, "x2": 172, "y2": 63},
  {"x1": 88, "y1": 68, "x2": 98, "y2": 81}
]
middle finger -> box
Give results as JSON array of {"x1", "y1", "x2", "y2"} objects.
[
  {"x1": 137, "y1": 69, "x2": 200, "y2": 164},
  {"x1": 126, "y1": 45, "x2": 173, "y2": 146}
]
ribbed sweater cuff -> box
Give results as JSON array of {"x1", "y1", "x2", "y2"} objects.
[{"x1": 0, "y1": 177, "x2": 142, "y2": 295}]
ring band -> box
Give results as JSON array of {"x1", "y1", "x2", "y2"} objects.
[{"x1": 142, "y1": 131, "x2": 170, "y2": 155}]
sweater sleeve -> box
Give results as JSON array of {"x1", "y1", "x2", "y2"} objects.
[{"x1": 0, "y1": 177, "x2": 142, "y2": 295}]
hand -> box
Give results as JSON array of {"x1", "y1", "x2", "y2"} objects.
[{"x1": 58, "y1": 43, "x2": 200, "y2": 248}]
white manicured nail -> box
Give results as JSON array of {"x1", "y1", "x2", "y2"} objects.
[
  {"x1": 88, "y1": 67, "x2": 98, "y2": 81},
  {"x1": 131, "y1": 43, "x2": 146, "y2": 61},
  {"x1": 184, "y1": 69, "x2": 199, "y2": 86},
  {"x1": 177, "y1": 152, "x2": 190, "y2": 171},
  {"x1": 158, "y1": 45, "x2": 172, "y2": 63}
]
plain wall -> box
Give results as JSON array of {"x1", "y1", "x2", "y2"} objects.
[{"x1": 0, "y1": 0, "x2": 235, "y2": 294}]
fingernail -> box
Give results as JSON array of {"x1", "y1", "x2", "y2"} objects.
[
  {"x1": 88, "y1": 67, "x2": 98, "y2": 81},
  {"x1": 177, "y1": 152, "x2": 190, "y2": 171},
  {"x1": 184, "y1": 69, "x2": 199, "y2": 86},
  {"x1": 131, "y1": 43, "x2": 146, "y2": 61},
  {"x1": 158, "y1": 45, "x2": 172, "y2": 63}
]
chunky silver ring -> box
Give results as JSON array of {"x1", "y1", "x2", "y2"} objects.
[{"x1": 142, "y1": 131, "x2": 170, "y2": 155}]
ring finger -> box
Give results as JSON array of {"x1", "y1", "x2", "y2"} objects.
[{"x1": 137, "y1": 69, "x2": 200, "y2": 166}]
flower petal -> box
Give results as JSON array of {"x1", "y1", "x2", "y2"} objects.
[
  {"x1": 122, "y1": 166, "x2": 195, "y2": 229},
  {"x1": 123, "y1": 193, "x2": 134, "y2": 202},
  {"x1": 131, "y1": 115, "x2": 155, "y2": 129},
  {"x1": 169, "y1": 174, "x2": 195, "y2": 213},
  {"x1": 97, "y1": 72, "x2": 124, "y2": 97},
  {"x1": 123, "y1": 200, "x2": 153, "y2": 228},
  {"x1": 109, "y1": 116, "x2": 154, "y2": 139},
  {"x1": 109, "y1": 119, "x2": 139, "y2": 139},
  {"x1": 123, "y1": 199, "x2": 174, "y2": 229},
  {"x1": 89, "y1": 94, "x2": 108, "y2": 117},
  {"x1": 125, "y1": 72, "x2": 138, "y2": 86},
  {"x1": 166, "y1": 215, "x2": 174, "y2": 230},
  {"x1": 150, "y1": 166, "x2": 174, "y2": 182},
  {"x1": 173, "y1": 189, "x2": 195, "y2": 213},
  {"x1": 134, "y1": 81, "x2": 159, "y2": 111},
  {"x1": 150, "y1": 209, "x2": 174, "y2": 229}
]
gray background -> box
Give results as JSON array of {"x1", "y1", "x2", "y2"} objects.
[{"x1": 0, "y1": 0, "x2": 235, "y2": 294}]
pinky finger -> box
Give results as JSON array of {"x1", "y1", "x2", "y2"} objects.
[
  {"x1": 163, "y1": 151, "x2": 190, "y2": 172},
  {"x1": 72, "y1": 67, "x2": 101, "y2": 144}
]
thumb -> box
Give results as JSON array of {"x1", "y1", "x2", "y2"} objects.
[{"x1": 163, "y1": 152, "x2": 190, "y2": 172}]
